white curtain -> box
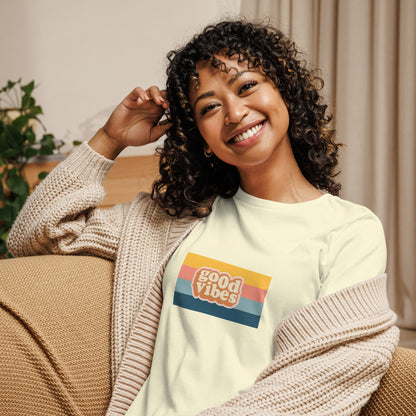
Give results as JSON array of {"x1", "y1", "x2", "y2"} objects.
[{"x1": 240, "y1": 0, "x2": 416, "y2": 328}]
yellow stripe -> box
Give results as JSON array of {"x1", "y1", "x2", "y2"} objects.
[{"x1": 184, "y1": 253, "x2": 271, "y2": 290}]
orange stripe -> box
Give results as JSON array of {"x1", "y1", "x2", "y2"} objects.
[{"x1": 183, "y1": 253, "x2": 271, "y2": 290}]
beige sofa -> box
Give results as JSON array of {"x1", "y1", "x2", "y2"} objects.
[{"x1": 0, "y1": 255, "x2": 415, "y2": 415}]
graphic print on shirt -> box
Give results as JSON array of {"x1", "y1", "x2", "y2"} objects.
[{"x1": 173, "y1": 253, "x2": 272, "y2": 328}]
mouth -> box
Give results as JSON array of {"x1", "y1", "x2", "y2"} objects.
[{"x1": 227, "y1": 121, "x2": 266, "y2": 144}]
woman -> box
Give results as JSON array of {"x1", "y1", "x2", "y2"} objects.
[{"x1": 7, "y1": 20, "x2": 398, "y2": 415}]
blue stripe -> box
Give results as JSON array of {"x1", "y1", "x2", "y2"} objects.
[
  {"x1": 173, "y1": 292, "x2": 260, "y2": 328},
  {"x1": 175, "y1": 276, "x2": 194, "y2": 295},
  {"x1": 175, "y1": 277, "x2": 264, "y2": 316}
]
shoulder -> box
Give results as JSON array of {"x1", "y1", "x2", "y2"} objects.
[
  {"x1": 318, "y1": 197, "x2": 387, "y2": 297},
  {"x1": 324, "y1": 195, "x2": 384, "y2": 237}
]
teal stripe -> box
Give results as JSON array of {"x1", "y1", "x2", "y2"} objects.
[
  {"x1": 173, "y1": 292, "x2": 260, "y2": 328},
  {"x1": 174, "y1": 277, "x2": 264, "y2": 316}
]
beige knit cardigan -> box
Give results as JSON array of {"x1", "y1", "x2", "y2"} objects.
[{"x1": 8, "y1": 143, "x2": 399, "y2": 416}]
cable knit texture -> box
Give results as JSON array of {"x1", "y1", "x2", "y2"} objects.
[{"x1": 7, "y1": 143, "x2": 399, "y2": 416}]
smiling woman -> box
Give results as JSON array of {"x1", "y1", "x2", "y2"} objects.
[
  {"x1": 188, "y1": 55, "x2": 315, "y2": 201},
  {"x1": 190, "y1": 58, "x2": 289, "y2": 154},
  {"x1": 5, "y1": 19, "x2": 398, "y2": 416},
  {"x1": 153, "y1": 20, "x2": 341, "y2": 217}
]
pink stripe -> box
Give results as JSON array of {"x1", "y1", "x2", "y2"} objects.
[
  {"x1": 241, "y1": 285, "x2": 267, "y2": 303},
  {"x1": 178, "y1": 264, "x2": 267, "y2": 303},
  {"x1": 179, "y1": 264, "x2": 196, "y2": 281}
]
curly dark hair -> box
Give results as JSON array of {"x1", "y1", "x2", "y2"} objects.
[{"x1": 152, "y1": 20, "x2": 342, "y2": 217}]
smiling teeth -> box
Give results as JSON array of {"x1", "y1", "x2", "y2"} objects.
[{"x1": 231, "y1": 123, "x2": 263, "y2": 143}]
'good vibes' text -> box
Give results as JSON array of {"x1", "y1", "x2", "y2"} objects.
[{"x1": 191, "y1": 267, "x2": 243, "y2": 308}]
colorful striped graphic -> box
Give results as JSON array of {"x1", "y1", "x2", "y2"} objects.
[{"x1": 173, "y1": 253, "x2": 272, "y2": 328}]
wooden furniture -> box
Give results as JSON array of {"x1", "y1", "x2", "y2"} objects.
[{"x1": 24, "y1": 154, "x2": 160, "y2": 208}]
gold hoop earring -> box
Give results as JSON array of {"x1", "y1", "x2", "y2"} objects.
[{"x1": 204, "y1": 149, "x2": 213, "y2": 158}]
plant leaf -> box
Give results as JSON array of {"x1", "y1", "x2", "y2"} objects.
[
  {"x1": 40, "y1": 133, "x2": 56, "y2": 155},
  {"x1": 2, "y1": 80, "x2": 17, "y2": 93},
  {"x1": 6, "y1": 173, "x2": 29, "y2": 198},
  {"x1": 21, "y1": 80, "x2": 35, "y2": 97},
  {"x1": 25, "y1": 147, "x2": 39, "y2": 159},
  {"x1": 0, "y1": 205, "x2": 17, "y2": 227},
  {"x1": 1, "y1": 228, "x2": 10, "y2": 242},
  {"x1": 24, "y1": 126, "x2": 36, "y2": 143},
  {"x1": 4, "y1": 124, "x2": 24, "y2": 147},
  {"x1": 0, "y1": 238, "x2": 7, "y2": 255},
  {"x1": 28, "y1": 105, "x2": 43, "y2": 117},
  {"x1": 22, "y1": 95, "x2": 36, "y2": 109},
  {"x1": 0, "y1": 222, "x2": 11, "y2": 257},
  {"x1": 12, "y1": 114, "x2": 30, "y2": 131},
  {"x1": 5, "y1": 195, "x2": 26, "y2": 212},
  {"x1": 38, "y1": 171, "x2": 49, "y2": 180},
  {"x1": 0, "y1": 132, "x2": 6, "y2": 152},
  {"x1": 2, "y1": 148, "x2": 20, "y2": 158}
]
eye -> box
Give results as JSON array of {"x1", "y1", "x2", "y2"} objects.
[
  {"x1": 238, "y1": 80, "x2": 258, "y2": 94},
  {"x1": 200, "y1": 103, "x2": 219, "y2": 116}
]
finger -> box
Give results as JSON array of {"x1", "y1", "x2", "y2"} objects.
[
  {"x1": 124, "y1": 87, "x2": 150, "y2": 107},
  {"x1": 132, "y1": 87, "x2": 150, "y2": 103},
  {"x1": 149, "y1": 121, "x2": 173, "y2": 143},
  {"x1": 147, "y1": 86, "x2": 167, "y2": 107},
  {"x1": 127, "y1": 87, "x2": 143, "y2": 100},
  {"x1": 137, "y1": 89, "x2": 151, "y2": 103},
  {"x1": 160, "y1": 90, "x2": 170, "y2": 109},
  {"x1": 147, "y1": 86, "x2": 170, "y2": 109}
]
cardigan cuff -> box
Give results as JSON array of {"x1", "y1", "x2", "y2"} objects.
[
  {"x1": 274, "y1": 274, "x2": 396, "y2": 354},
  {"x1": 58, "y1": 142, "x2": 115, "y2": 184}
]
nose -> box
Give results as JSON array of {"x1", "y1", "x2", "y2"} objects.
[{"x1": 224, "y1": 96, "x2": 248, "y2": 125}]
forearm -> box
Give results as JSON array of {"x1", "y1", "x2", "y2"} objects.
[
  {"x1": 198, "y1": 275, "x2": 399, "y2": 416},
  {"x1": 199, "y1": 327, "x2": 398, "y2": 415}
]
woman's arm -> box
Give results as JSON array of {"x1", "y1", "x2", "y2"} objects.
[
  {"x1": 198, "y1": 275, "x2": 399, "y2": 416},
  {"x1": 7, "y1": 86, "x2": 171, "y2": 259},
  {"x1": 7, "y1": 142, "x2": 127, "y2": 259}
]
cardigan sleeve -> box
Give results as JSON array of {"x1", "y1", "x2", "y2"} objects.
[
  {"x1": 197, "y1": 275, "x2": 399, "y2": 416},
  {"x1": 7, "y1": 142, "x2": 129, "y2": 260}
]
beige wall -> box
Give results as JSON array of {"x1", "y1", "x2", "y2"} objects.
[{"x1": 0, "y1": 0, "x2": 241, "y2": 156}]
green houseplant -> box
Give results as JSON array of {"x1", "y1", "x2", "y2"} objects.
[{"x1": 0, "y1": 79, "x2": 57, "y2": 257}]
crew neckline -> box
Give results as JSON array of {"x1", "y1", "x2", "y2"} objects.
[{"x1": 233, "y1": 187, "x2": 332, "y2": 209}]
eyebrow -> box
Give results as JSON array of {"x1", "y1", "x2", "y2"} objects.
[
  {"x1": 193, "y1": 91, "x2": 215, "y2": 110},
  {"x1": 192, "y1": 70, "x2": 251, "y2": 110}
]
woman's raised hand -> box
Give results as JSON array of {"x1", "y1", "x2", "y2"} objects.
[{"x1": 89, "y1": 86, "x2": 172, "y2": 159}]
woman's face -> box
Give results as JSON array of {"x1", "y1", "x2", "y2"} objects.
[{"x1": 188, "y1": 55, "x2": 291, "y2": 175}]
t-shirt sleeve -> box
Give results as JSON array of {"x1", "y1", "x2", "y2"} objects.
[{"x1": 318, "y1": 210, "x2": 387, "y2": 298}]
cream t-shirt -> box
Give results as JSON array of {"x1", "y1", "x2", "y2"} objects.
[{"x1": 126, "y1": 189, "x2": 386, "y2": 416}]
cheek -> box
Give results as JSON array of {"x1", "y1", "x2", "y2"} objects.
[
  {"x1": 268, "y1": 94, "x2": 290, "y2": 127},
  {"x1": 267, "y1": 90, "x2": 286, "y2": 109},
  {"x1": 196, "y1": 119, "x2": 220, "y2": 146},
  {"x1": 280, "y1": 104, "x2": 290, "y2": 126}
]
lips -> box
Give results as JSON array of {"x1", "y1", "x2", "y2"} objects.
[{"x1": 227, "y1": 121, "x2": 265, "y2": 144}]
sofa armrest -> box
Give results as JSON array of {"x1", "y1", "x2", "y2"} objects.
[
  {"x1": 360, "y1": 346, "x2": 416, "y2": 415},
  {"x1": 0, "y1": 255, "x2": 114, "y2": 416}
]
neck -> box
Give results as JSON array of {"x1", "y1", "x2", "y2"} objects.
[{"x1": 237, "y1": 140, "x2": 322, "y2": 203}]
